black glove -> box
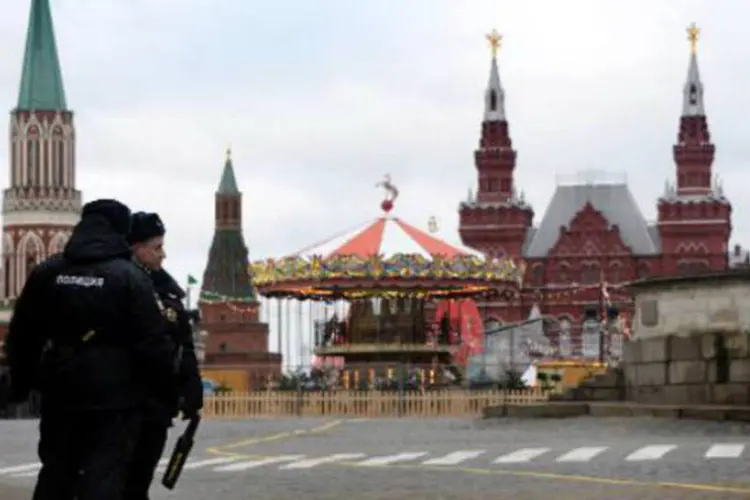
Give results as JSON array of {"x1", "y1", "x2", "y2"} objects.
[{"x1": 178, "y1": 377, "x2": 203, "y2": 420}]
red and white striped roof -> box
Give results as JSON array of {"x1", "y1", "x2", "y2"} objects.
[{"x1": 292, "y1": 217, "x2": 483, "y2": 260}]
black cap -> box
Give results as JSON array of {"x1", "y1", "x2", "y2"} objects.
[
  {"x1": 128, "y1": 212, "x2": 165, "y2": 244},
  {"x1": 81, "y1": 199, "x2": 132, "y2": 236}
]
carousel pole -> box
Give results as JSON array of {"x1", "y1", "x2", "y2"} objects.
[
  {"x1": 297, "y1": 300, "x2": 304, "y2": 371},
  {"x1": 276, "y1": 298, "x2": 282, "y2": 371},
  {"x1": 285, "y1": 299, "x2": 291, "y2": 373}
]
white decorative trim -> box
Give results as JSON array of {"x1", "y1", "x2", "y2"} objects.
[
  {"x1": 3, "y1": 210, "x2": 79, "y2": 227},
  {"x1": 15, "y1": 231, "x2": 45, "y2": 297},
  {"x1": 48, "y1": 231, "x2": 69, "y2": 256},
  {"x1": 675, "y1": 241, "x2": 708, "y2": 254}
]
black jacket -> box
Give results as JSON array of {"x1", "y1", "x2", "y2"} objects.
[
  {"x1": 2, "y1": 214, "x2": 178, "y2": 412},
  {"x1": 146, "y1": 269, "x2": 203, "y2": 422}
]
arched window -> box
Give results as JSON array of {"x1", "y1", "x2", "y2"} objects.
[{"x1": 581, "y1": 262, "x2": 600, "y2": 284}]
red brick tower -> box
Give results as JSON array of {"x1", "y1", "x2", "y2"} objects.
[
  {"x1": 199, "y1": 149, "x2": 280, "y2": 385},
  {"x1": 459, "y1": 30, "x2": 534, "y2": 260},
  {"x1": 2, "y1": 0, "x2": 81, "y2": 299},
  {"x1": 657, "y1": 24, "x2": 731, "y2": 275}
]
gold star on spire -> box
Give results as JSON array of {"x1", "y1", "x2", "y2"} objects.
[
  {"x1": 687, "y1": 23, "x2": 700, "y2": 55},
  {"x1": 486, "y1": 29, "x2": 502, "y2": 59}
]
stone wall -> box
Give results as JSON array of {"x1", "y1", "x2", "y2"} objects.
[
  {"x1": 624, "y1": 331, "x2": 750, "y2": 405},
  {"x1": 634, "y1": 277, "x2": 750, "y2": 340}
]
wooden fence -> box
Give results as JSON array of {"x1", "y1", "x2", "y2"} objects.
[{"x1": 203, "y1": 388, "x2": 550, "y2": 418}]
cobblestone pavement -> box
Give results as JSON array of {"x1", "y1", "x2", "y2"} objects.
[{"x1": 2, "y1": 417, "x2": 750, "y2": 499}]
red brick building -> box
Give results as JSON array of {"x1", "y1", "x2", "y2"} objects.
[{"x1": 459, "y1": 29, "x2": 732, "y2": 332}]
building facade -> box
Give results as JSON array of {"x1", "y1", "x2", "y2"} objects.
[
  {"x1": 2, "y1": 0, "x2": 81, "y2": 300},
  {"x1": 459, "y1": 27, "x2": 732, "y2": 338}
]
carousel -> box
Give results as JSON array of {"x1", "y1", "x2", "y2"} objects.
[{"x1": 250, "y1": 176, "x2": 525, "y2": 388}]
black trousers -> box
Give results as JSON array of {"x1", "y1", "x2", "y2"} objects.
[
  {"x1": 32, "y1": 410, "x2": 141, "y2": 500},
  {"x1": 122, "y1": 419, "x2": 169, "y2": 500}
]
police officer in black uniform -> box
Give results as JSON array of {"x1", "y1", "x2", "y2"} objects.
[
  {"x1": 123, "y1": 211, "x2": 204, "y2": 499},
  {"x1": 2, "y1": 199, "x2": 178, "y2": 500}
]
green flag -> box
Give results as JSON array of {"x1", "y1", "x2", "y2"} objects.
[{"x1": 187, "y1": 274, "x2": 198, "y2": 285}]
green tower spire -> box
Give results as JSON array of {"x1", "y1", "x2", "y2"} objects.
[
  {"x1": 16, "y1": 0, "x2": 68, "y2": 111},
  {"x1": 218, "y1": 147, "x2": 240, "y2": 194}
]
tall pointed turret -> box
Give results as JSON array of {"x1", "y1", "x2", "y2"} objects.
[
  {"x1": 476, "y1": 30, "x2": 515, "y2": 203},
  {"x1": 17, "y1": 0, "x2": 67, "y2": 111},
  {"x1": 202, "y1": 148, "x2": 253, "y2": 295},
  {"x1": 657, "y1": 24, "x2": 731, "y2": 275},
  {"x1": 199, "y1": 149, "x2": 278, "y2": 377},
  {"x1": 673, "y1": 22, "x2": 713, "y2": 197},
  {"x1": 459, "y1": 30, "x2": 533, "y2": 259},
  {"x1": 2, "y1": 0, "x2": 81, "y2": 299}
]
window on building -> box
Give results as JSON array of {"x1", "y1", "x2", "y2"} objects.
[
  {"x1": 558, "y1": 263, "x2": 569, "y2": 283},
  {"x1": 677, "y1": 260, "x2": 710, "y2": 275},
  {"x1": 609, "y1": 262, "x2": 622, "y2": 283},
  {"x1": 581, "y1": 263, "x2": 599, "y2": 284},
  {"x1": 26, "y1": 254, "x2": 37, "y2": 278},
  {"x1": 531, "y1": 264, "x2": 544, "y2": 286},
  {"x1": 636, "y1": 263, "x2": 650, "y2": 278},
  {"x1": 10, "y1": 143, "x2": 16, "y2": 185},
  {"x1": 219, "y1": 342, "x2": 228, "y2": 353},
  {"x1": 55, "y1": 141, "x2": 65, "y2": 186},
  {"x1": 3, "y1": 257, "x2": 9, "y2": 298},
  {"x1": 489, "y1": 90, "x2": 497, "y2": 111}
]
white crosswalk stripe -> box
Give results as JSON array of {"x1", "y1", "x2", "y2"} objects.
[
  {"x1": 280, "y1": 453, "x2": 366, "y2": 470},
  {"x1": 356, "y1": 452, "x2": 429, "y2": 466},
  {"x1": 214, "y1": 455, "x2": 304, "y2": 472},
  {"x1": 705, "y1": 444, "x2": 745, "y2": 458},
  {"x1": 493, "y1": 448, "x2": 550, "y2": 464},
  {"x1": 422, "y1": 450, "x2": 486, "y2": 466},
  {"x1": 183, "y1": 457, "x2": 241, "y2": 469},
  {"x1": 1, "y1": 442, "x2": 748, "y2": 478},
  {"x1": 625, "y1": 445, "x2": 677, "y2": 461},
  {"x1": 555, "y1": 446, "x2": 609, "y2": 463}
]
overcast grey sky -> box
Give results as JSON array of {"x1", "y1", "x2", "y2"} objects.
[{"x1": 0, "y1": 0, "x2": 748, "y2": 291}]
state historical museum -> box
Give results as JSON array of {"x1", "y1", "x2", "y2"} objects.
[{"x1": 459, "y1": 27, "x2": 733, "y2": 332}]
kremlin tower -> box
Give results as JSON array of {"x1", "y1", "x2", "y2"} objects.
[
  {"x1": 198, "y1": 149, "x2": 281, "y2": 388},
  {"x1": 2, "y1": 0, "x2": 82, "y2": 299}
]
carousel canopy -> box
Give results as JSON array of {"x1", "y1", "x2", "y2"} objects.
[
  {"x1": 249, "y1": 176, "x2": 525, "y2": 300},
  {"x1": 294, "y1": 216, "x2": 483, "y2": 261}
]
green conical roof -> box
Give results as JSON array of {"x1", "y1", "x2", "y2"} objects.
[
  {"x1": 17, "y1": 0, "x2": 67, "y2": 111},
  {"x1": 218, "y1": 148, "x2": 240, "y2": 195}
]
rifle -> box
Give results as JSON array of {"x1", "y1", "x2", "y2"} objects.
[{"x1": 162, "y1": 414, "x2": 201, "y2": 490}]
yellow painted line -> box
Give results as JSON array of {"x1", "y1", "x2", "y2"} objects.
[
  {"x1": 204, "y1": 447, "x2": 750, "y2": 495},
  {"x1": 206, "y1": 419, "x2": 342, "y2": 454}
]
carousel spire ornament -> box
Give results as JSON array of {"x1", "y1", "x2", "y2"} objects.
[
  {"x1": 376, "y1": 174, "x2": 399, "y2": 213},
  {"x1": 428, "y1": 216, "x2": 439, "y2": 234}
]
